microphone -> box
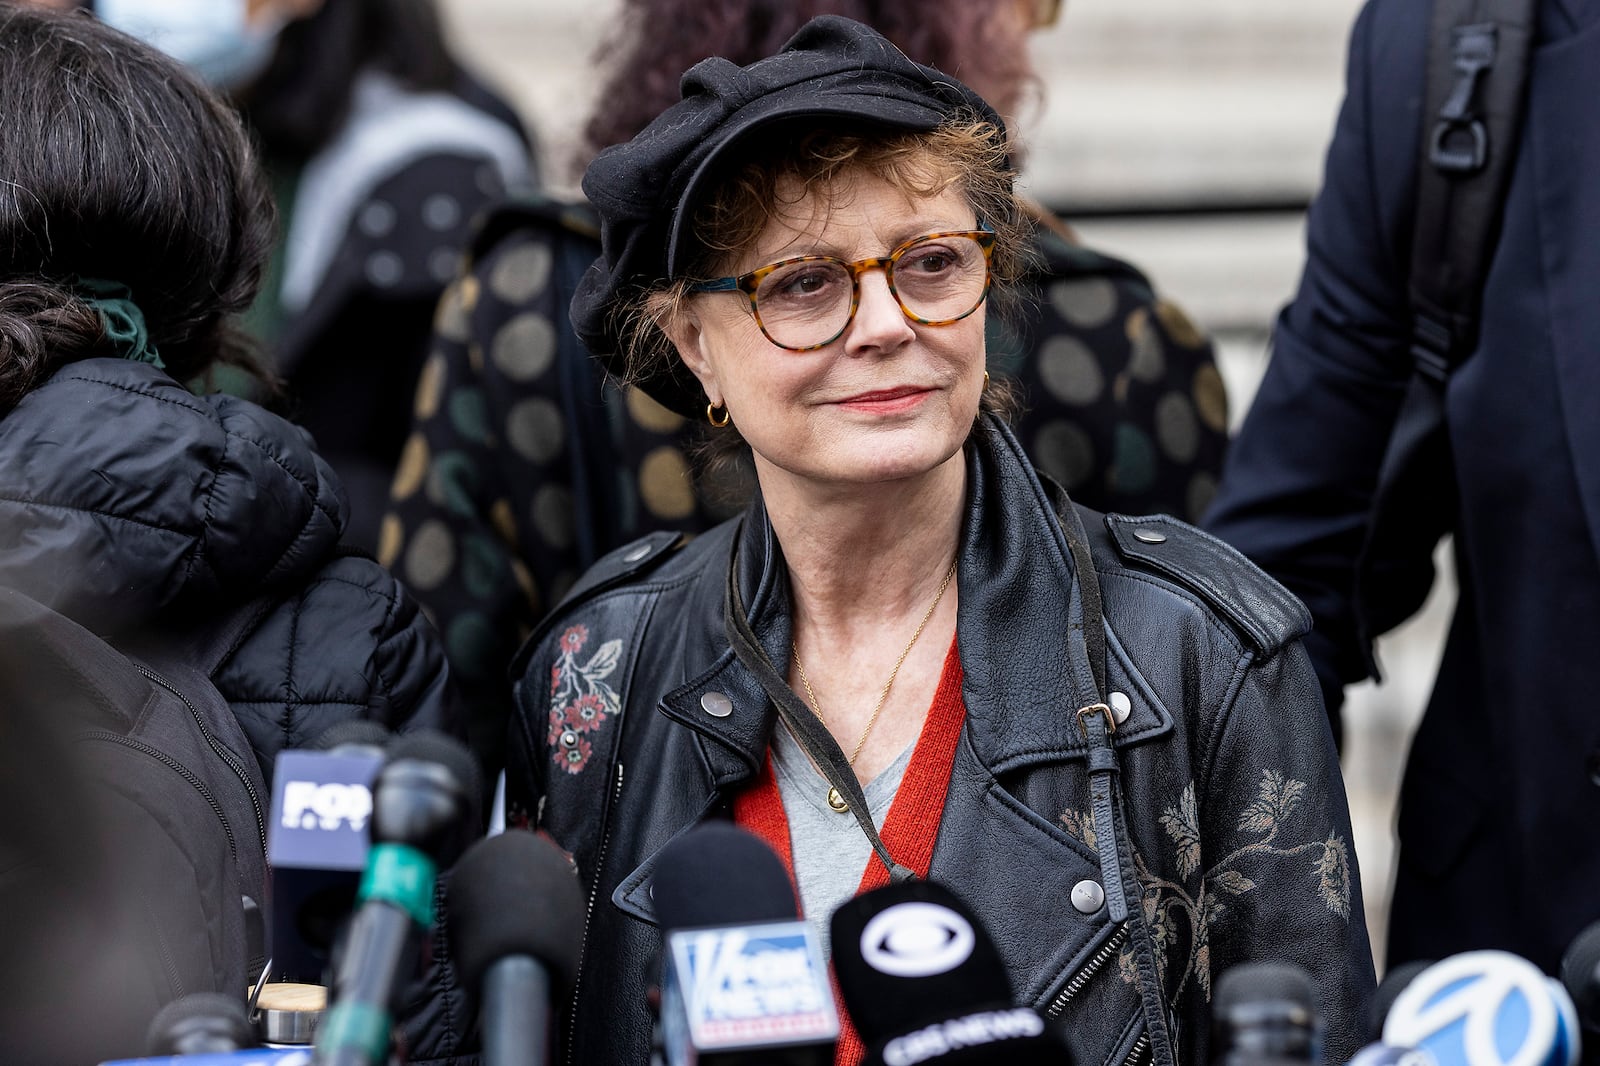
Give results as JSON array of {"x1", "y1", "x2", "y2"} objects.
[
  {"x1": 1383, "y1": 950, "x2": 1580, "y2": 1066},
  {"x1": 266, "y1": 722, "x2": 392, "y2": 984},
  {"x1": 1369, "y1": 961, "x2": 1437, "y2": 1043},
  {"x1": 1560, "y1": 921, "x2": 1600, "y2": 1041},
  {"x1": 652, "y1": 822, "x2": 837, "y2": 1066},
  {"x1": 145, "y1": 993, "x2": 254, "y2": 1056},
  {"x1": 1210, "y1": 961, "x2": 1322, "y2": 1065},
  {"x1": 312, "y1": 731, "x2": 480, "y2": 1066},
  {"x1": 447, "y1": 830, "x2": 585, "y2": 1066},
  {"x1": 829, "y1": 879, "x2": 1071, "y2": 1066}
]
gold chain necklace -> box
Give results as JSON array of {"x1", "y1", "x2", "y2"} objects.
[{"x1": 792, "y1": 559, "x2": 958, "y2": 813}]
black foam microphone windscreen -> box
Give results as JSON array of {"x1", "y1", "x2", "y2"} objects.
[
  {"x1": 1212, "y1": 960, "x2": 1321, "y2": 1064},
  {"x1": 309, "y1": 720, "x2": 392, "y2": 753},
  {"x1": 449, "y1": 830, "x2": 586, "y2": 993},
  {"x1": 144, "y1": 992, "x2": 252, "y2": 1056},
  {"x1": 1367, "y1": 959, "x2": 1434, "y2": 1041},
  {"x1": 830, "y1": 879, "x2": 1070, "y2": 1066},
  {"x1": 1561, "y1": 923, "x2": 1600, "y2": 1034},
  {"x1": 449, "y1": 830, "x2": 586, "y2": 1066},
  {"x1": 652, "y1": 821, "x2": 799, "y2": 930}
]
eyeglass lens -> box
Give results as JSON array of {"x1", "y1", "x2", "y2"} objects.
[{"x1": 751, "y1": 234, "x2": 990, "y2": 350}]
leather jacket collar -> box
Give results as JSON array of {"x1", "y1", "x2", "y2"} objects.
[{"x1": 633, "y1": 418, "x2": 1175, "y2": 916}]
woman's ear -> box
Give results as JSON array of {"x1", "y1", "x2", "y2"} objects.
[{"x1": 664, "y1": 306, "x2": 722, "y2": 407}]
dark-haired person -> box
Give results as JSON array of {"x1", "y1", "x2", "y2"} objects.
[
  {"x1": 502, "y1": 18, "x2": 1372, "y2": 1066},
  {"x1": 84, "y1": 0, "x2": 534, "y2": 551},
  {"x1": 0, "y1": 8, "x2": 472, "y2": 1055},
  {"x1": 381, "y1": 0, "x2": 1229, "y2": 778}
]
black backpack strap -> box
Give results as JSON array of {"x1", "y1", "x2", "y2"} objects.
[
  {"x1": 1410, "y1": 0, "x2": 1538, "y2": 374},
  {"x1": 1355, "y1": 0, "x2": 1536, "y2": 653}
]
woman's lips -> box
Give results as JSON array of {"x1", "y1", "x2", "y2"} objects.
[{"x1": 835, "y1": 386, "x2": 932, "y2": 414}]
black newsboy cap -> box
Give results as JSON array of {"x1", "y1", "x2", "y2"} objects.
[{"x1": 570, "y1": 14, "x2": 1010, "y2": 418}]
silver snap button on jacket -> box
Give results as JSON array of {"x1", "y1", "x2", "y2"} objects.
[
  {"x1": 1071, "y1": 879, "x2": 1106, "y2": 914},
  {"x1": 1109, "y1": 691, "x2": 1132, "y2": 724},
  {"x1": 701, "y1": 692, "x2": 734, "y2": 718},
  {"x1": 1132, "y1": 527, "x2": 1167, "y2": 545}
]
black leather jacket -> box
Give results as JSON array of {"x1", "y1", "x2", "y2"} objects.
[{"x1": 506, "y1": 417, "x2": 1375, "y2": 1066}]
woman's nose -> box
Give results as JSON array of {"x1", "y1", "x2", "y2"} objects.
[{"x1": 845, "y1": 268, "x2": 916, "y2": 354}]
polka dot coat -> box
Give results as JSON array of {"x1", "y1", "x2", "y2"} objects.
[{"x1": 380, "y1": 197, "x2": 1227, "y2": 772}]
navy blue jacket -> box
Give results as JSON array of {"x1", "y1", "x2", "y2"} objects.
[{"x1": 1206, "y1": 0, "x2": 1600, "y2": 973}]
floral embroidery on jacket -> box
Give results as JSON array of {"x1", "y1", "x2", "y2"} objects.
[
  {"x1": 548, "y1": 624, "x2": 623, "y2": 775},
  {"x1": 1060, "y1": 768, "x2": 1352, "y2": 1003}
]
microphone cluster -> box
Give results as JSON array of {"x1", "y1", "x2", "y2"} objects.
[{"x1": 100, "y1": 784, "x2": 1600, "y2": 1066}]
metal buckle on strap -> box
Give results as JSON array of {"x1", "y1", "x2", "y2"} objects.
[
  {"x1": 1429, "y1": 23, "x2": 1498, "y2": 174},
  {"x1": 1076, "y1": 702, "x2": 1116, "y2": 740}
]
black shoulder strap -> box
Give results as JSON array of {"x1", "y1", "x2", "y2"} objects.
[
  {"x1": 1355, "y1": 0, "x2": 1536, "y2": 651},
  {"x1": 1409, "y1": 0, "x2": 1537, "y2": 378}
]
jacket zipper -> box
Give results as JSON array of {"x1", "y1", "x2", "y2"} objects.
[
  {"x1": 133, "y1": 664, "x2": 267, "y2": 858},
  {"x1": 1122, "y1": 1032, "x2": 1152, "y2": 1066},
  {"x1": 1046, "y1": 923, "x2": 1129, "y2": 1018},
  {"x1": 565, "y1": 761, "x2": 625, "y2": 1066},
  {"x1": 81, "y1": 729, "x2": 238, "y2": 864}
]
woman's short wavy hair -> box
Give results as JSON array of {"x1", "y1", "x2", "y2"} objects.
[{"x1": 612, "y1": 116, "x2": 1028, "y2": 483}]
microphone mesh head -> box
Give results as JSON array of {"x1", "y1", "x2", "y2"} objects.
[
  {"x1": 144, "y1": 992, "x2": 252, "y2": 1055},
  {"x1": 651, "y1": 822, "x2": 798, "y2": 931},
  {"x1": 448, "y1": 829, "x2": 587, "y2": 991},
  {"x1": 1214, "y1": 960, "x2": 1315, "y2": 1015},
  {"x1": 308, "y1": 719, "x2": 391, "y2": 752},
  {"x1": 386, "y1": 730, "x2": 482, "y2": 807},
  {"x1": 1561, "y1": 922, "x2": 1600, "y2": 1031},
  {"x1": 1369, "y1": 959, "x2": 1433, "y2": 1040}
]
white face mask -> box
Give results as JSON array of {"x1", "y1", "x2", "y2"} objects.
[{"x1": 96, "y1": 0, "x2": 285, "y2": 92}]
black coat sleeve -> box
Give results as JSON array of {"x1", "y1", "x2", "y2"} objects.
[{"x1": 1202, "y1": 0, "x2": 1432, "y2": 723}]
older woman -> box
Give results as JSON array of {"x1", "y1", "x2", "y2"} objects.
[{"x1": 505, "y1": 17, "x2": 1373, "y2": 1066}]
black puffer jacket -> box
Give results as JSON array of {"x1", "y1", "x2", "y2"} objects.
[
  {"x1": 506, "y1": 416, "x2": 1375, "y2": 1066},
  {"x1": 0, "y1": 358, "x2": 458, "y2": 780}
]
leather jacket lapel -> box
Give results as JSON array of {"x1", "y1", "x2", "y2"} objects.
[{"x1": 959, "y1": 420, "x2": 1174, "y2": 771}]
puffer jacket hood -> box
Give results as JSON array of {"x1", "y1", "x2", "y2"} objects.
[{"x1": 0, "y1": 359, "x2": 346, "y2": 632}]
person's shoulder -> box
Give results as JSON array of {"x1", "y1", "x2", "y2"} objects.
[
  {"x1": 510, "y1": 521, "x2": 737, "y2": 670},
  {"x1": 466, "y1": 193, "x2": 601, "y2": 274},
  {"x1": 1087, "y1": 509, "x2": 1311, "y2": 658}
]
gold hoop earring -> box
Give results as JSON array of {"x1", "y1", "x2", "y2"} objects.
[
  {"x1": 706, "y1": 402, "x2": 731, "y2": 428},
  {"x1": 983, "y1": 371, "x2": 991, "y2": 389}
]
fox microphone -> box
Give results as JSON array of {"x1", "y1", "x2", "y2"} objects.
[
  {"x1": 653, "y1": 822, "x2": 837, "y2": 1066},
  {"x1": 312, "y1": 730, "x2": 480, "y2": 1066},
  {"x1": 448, "y1": 830, "x2": 585, "y2": 1066},
  {"x1": 267, "y1": 722, "x2": 392, "y2": 984},
  {"x1": 829, "y1": 879, "x2": 1070, "y2": 1066}
]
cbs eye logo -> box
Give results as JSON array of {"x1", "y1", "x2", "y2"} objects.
[{"x1": 860, "y1": 902, "x2": 975, "y2": 978}]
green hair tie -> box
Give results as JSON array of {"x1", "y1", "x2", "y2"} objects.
[{"x1": 72, "y1": 277, "x2": 165, "y2": 370}]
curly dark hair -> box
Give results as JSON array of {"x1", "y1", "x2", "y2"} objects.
[
  {"x1": 580, "y1": 0, "x2": 1036, "y2": 170},
  {"x1": 0, "y1": 7, "x2": 276, "y2": 411}
]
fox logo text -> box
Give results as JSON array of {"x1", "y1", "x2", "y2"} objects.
[
  {"x1": 671, "y1": 922, "x2": 837, "y2": 1047},
  {"x1": 280, "y1": 780, "x2": 372, "y2": 832}
]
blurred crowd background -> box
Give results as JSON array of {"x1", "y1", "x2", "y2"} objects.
[{"x1": 431, "y1": 0, "x2": 1453, "y2": 965}]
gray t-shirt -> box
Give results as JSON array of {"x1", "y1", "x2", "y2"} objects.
[{"x1": 769, "y1": 723, "x2": 914, "y2": 956}]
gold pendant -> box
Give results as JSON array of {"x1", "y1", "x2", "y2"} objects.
[{"x1": 827, "y1": 787, "x2": 849, "y2": 813}]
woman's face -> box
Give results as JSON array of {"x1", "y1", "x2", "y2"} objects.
[{"x1": 671, "y1": 169, "x2": 988, "y2": 492}]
